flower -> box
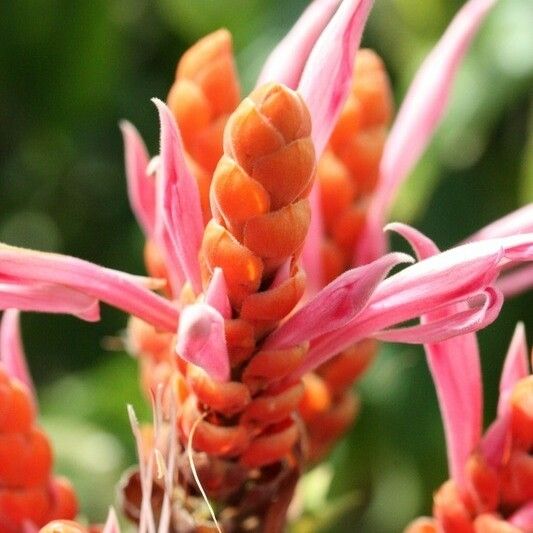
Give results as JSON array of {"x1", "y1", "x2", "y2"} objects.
[
  {"x1": 404, "y1": 320, "x2": 533, "y2": 532},
  {"x1": 0, "y1": 310, "x2": 78, "y2": 531}
]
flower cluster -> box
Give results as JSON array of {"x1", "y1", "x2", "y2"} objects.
[{"x1": 0, "y1": 0, "x2": 532, "y2": 531}]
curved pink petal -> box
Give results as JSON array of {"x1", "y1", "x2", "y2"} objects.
[
  {"x1": 0, "y1": 310, "x2": 36, "y2": 399},
  {"x1": 467, "y1": 203, "x2": 533, "y2": 241},
  {"x1": 497, "y1": 264, "x2": 533, "y2": 298},
  {"x1": 257, "y1": 0, "x2": 341, "y2": 88},
  {"x1": 374, "y1": 287, "x2": 502, "y2": 344},
  {"x1": 298, "y1": 0, "x2": 374, "y2": 158},
  {"x1": 265, "y1": 252, "x2": 412, "y2": 351},
  {"x1": 356, "y1": 0, "x2": 498, "y2": 265},
  {"x1": 509, "y1": 502, "x2": 533, "y2": 530},
  {"x1": 0, "y1": 281, "x2": 100, "y2": 322},
  {"x1": 0, "y1": 244, "x2": 179, "y2": 332},
  {"x1": 102, "y1": 508, "x2": 121, "y2": 533},
  {"x1": 290, "y1": 234, "x2": 533, "y2": 381},
  {"x1": 176, "y1": 302, "x2": 229, "y2": 382},
  {"x1": 120, "y1": 120, "x2": 156, "y2": 238},
  {"x1": 498, "y1": 322, "x2": 529, "y2": 417},
  {"x1": 204, "y1": 267, "x2": 231, "y2": 319},
  {"x1": 388, "y1": 222, "x2": 484, "y2": 486},
  {"x1": 154, "y1": 98, "x2": 203, "y2": 294}
]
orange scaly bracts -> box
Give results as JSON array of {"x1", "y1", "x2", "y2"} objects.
[
  {"x1": 188, "y1": 83, "x2": 315, "y2": 465},
  {"x1": 167, "y1": 29, "x2": 241, "y2": 222},
  {"x1": 300, "y1": 49, "x2": 393, "y2": 462},
  {"x1": 0, "y1": 364, "x2": 78, "y2": 531}
]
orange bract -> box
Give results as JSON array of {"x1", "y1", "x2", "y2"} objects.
[
  {"x1": 167, "y1": 29, "x2": 241, "y2": 222},
  {"x1": 0, "y1": 365, "x2": 78, "y2": 531}
]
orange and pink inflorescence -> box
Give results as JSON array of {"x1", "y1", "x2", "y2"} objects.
[{"x1": 0, "y1": 0, "x2": 532, "y2": 531}]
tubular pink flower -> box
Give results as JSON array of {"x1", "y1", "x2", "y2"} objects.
[
  {"x1": 0, "y1": 244, "x2": 179, "y2": 332},
  {"x1": 298, "y1": 0, "x2": 374, "y2": 158},
  {"x1": 120, "y1": 120, "x2": 156, "y2": 238},
  {"x1": 0, "y1": 309, "x2": 35, "y2": 399},
  {"x1": 176, "y1": 302, "x2": 229, "y2": 382},
  {"x1": 257, "y1": 0, "x2": 341, "y2": 88},
  {"x1": 387, "y1": 222, "x2": 484, "y2": 486},
  {"x1": 355, "y1": 0, "x2": 499, "y2": 265},
  {"x1": 0, "y1": 280, "x2": 100, "y2": 322},
  {"x1": 287, "y1": 233, "x2": 533, "y2": 381},
  {"x1": 154, "y1": 98, "x2": 204, "y2": 294},
  {"x1": 298, "y1": 0, "x2": 374, "y2": 291}
]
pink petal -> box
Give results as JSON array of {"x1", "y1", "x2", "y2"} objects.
[
  {"x1": 204, "y1": 267, "x2": 231, "y2": 319},
  {"x1": 387, "y1": 222, "x2": 484, "y2": 486},
  {"x1": 481, "y1": 416, "x2": 510, "y2": 468},
  {"x1": 0, "y1": 310, "x2": 36, "y2": 399},
  {"x1": 176, "y1": 302, "x2": 229, "y2": 382},
  {"x1": 153, "y1": 98, "x2": 203, "y2": 294},
  {"x1": 498, "y1": 322, "x2": 529, "y2": 417},
  {"x1": 264, "y1": 252, "x2": 412, "y2": 351},
  {"x1": 0, "y1": 244, "x2": 179, "y2": 332},
  {"x1": 301, "y1": 183, "x2": 326, "y2": 295},
  {"x1": 497, "y1": 263, "x2": 533, "y2": 298},
  {"x1": 257, "y1": 0, "x2": 341, "y2": 88},
  {"x1": 509, "y1": 502, "x2": 533, "y2": 530},
  {"x1": 102, "y1": 508, "x2": 121, "y2": 533},
  {"x1": 298, "y1": 0, "x2": 374, "y2": 158},
  {"x1": 356, "y1": 0, "x2": 498, "y2": 265},
  {"x1": 467, "y1": 203, "x2": 533, "y2": 241},
  {"x1": 0, "y1": 280, "x2": 100, "y2": 322},
  {"x1": 120, "y1": 121, "x2": 156, "y2": 238}
]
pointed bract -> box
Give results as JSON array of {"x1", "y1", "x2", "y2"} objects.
[
  {"x1": 176, "y1": 302, "x2": 229, "y2": 382},
  {"x1": 154, "y1": 99, "x2": 204, "y2": 294},
  {"x1": 205, "y1": 268, "x2": 231, "y2": 319},
  {"x1": 498, "y1": 322, "x2": 529, "y2": 417},
  {"x1": 120, "y1": 121, "x2": 156, "y2": 238},
  {"x1": 257, "y1": 0, "x2": 341, "y2": 88},
  {"x1": 102, "y1": 508, "x2": 121, "y2": 533},
  {"x1": 467, "y1": 203, "x2": 533, "y2": 241},
  {"x1": 356, "y1": 0, "x2": 498, "y2": 265}
]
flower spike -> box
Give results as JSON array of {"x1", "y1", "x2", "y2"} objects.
[
  {"x1": 0, "y1": 244, "x2": 179, "y2": 332},
  {"x1": 257, "y1": 0, "x2": 341, "y2": 89},
  {"x1": 120, "y1": 120, "x2": 156, "y2": 238},
  {"x1": 153, "y1": 98, "x2": 204, "y2": 294},
  {"x1": 356, "y1": 0, "x2": 499, "y2": 265}
]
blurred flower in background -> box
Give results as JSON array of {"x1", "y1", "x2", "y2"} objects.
[{"x1": 0, "y1": 0, "x2": 531, "y2": 531}]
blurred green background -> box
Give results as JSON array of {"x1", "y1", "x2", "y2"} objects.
[{"x1": 0, "y1": 0, "x2": 532, "y2": 531}]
